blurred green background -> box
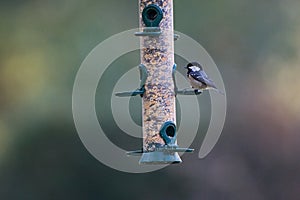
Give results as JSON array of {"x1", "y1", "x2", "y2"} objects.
[{"x1": 1, "y1": 0, "x2": 300, "y2": 199}]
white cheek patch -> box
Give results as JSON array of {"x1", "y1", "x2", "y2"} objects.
[{"x1": 189, "y1": 66, "x2": 201, "y2": 72}]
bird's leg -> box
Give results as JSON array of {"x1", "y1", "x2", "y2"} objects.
[{"x1": 194, "y1": 89, "x2": 202, "y2": 95}]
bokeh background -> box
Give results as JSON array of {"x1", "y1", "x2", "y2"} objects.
[{"x1": 1, "y1": 0, "x2": 300, "y2": 199}]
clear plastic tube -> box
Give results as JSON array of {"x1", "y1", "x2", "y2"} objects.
[{"x1": 139, "y1": 0, "x2": 176, "y2": 152}]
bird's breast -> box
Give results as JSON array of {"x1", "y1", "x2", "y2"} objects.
[{"x1": 188, "y1": 74, "x2": 205, "y2": 89}]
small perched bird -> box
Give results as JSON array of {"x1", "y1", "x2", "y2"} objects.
[{"x1": 184, "y1": 62, "x2": 224, "y2": 95}]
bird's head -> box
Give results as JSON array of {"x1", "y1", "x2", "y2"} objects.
[{"x1": 184, "y1": 62, "x2": 203, "y2": 72}]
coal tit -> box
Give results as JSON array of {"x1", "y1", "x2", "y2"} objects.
[{"x1": 184, "y1": 62, "x2": 224, "y2": 95}]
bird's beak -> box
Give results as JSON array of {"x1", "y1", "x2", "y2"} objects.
[{"x1": 183, "y1": 66, "x2": 187, "y2": 69}]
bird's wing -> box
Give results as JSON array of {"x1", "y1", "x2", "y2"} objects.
[
  {"x1": 190, "y1": 70, "x2": 217, "y2": 88},
  {"x1": 189, "y1": 71, "x2": 206, "y2": 83}
]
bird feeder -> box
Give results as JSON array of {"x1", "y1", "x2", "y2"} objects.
[{"x1": 116, "y1": 0, "x2": 199, "y2": 164}]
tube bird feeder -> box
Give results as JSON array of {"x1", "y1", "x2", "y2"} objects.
[{"x1": 116, "y1": 0, "x2": 196, "y2": 164}]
